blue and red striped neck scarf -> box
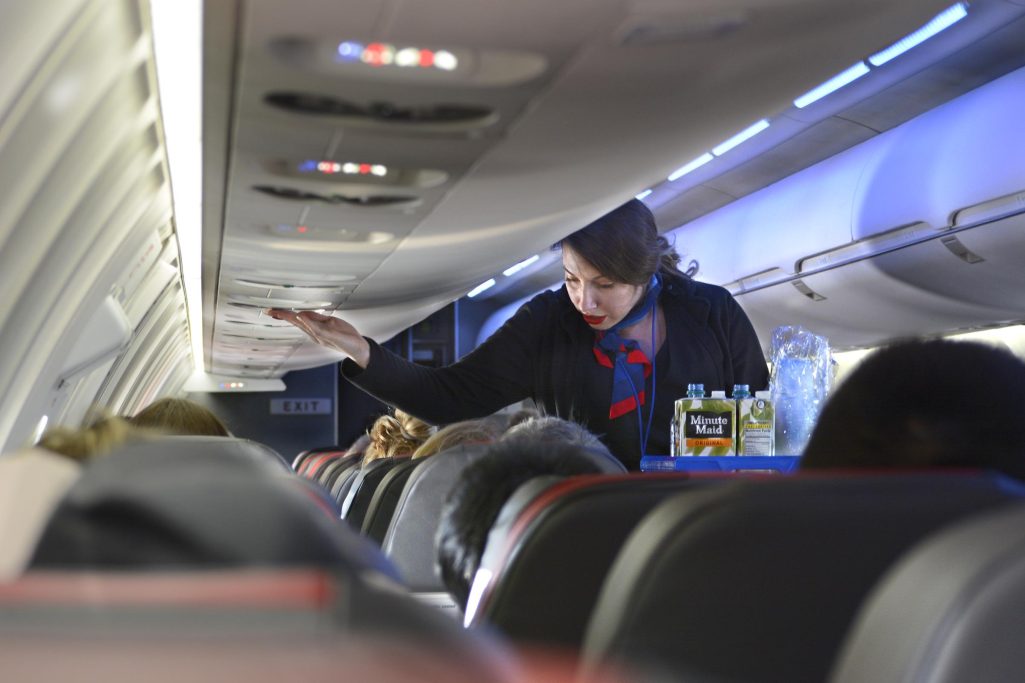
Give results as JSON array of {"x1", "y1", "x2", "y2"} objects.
[{"x1": 592, "y1": 274, "x2": 662, "y2": 420}]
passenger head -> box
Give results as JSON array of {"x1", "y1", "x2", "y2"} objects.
[
  {"x1": 505, "y1": 407, "x2": 540, "y2": 431},
  {"x1": 362, "y1": 409, "x2": 433, "y2": 465},
  {"x1": 412, "y1": 419, "x2": 502, "y2": 459},
  {"x1": 557, "y1": 199, "x2": 681, "y2": 286},
  {"x1": 436, "y1": 436, "x2": 622, "y2": 608},
  {"x1": 37, "y1": 416, "x2": 145, "y2": 463},
  {"x1": 802, "y1": 339, "x2": 1025, "y2": 480},
  {"x1": 346, "y1": 433, "x2": 372, "y2": 459},
  {"x1": 128, "y1": 397, "x2": 230, "y2": 437},
  {"x1": 503, "y1": 415, "x2": 616, "y2": 459}
]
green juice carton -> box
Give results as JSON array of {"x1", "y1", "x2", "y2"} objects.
[
  {"x1": 737, "y1": 390, "x2": 775, "y2": 456},
  {"x1": 673, "y1": 386, "x2": 736, "y2": 456}
]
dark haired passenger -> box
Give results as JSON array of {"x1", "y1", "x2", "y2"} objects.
[
  {"x1": 269, "y1": 199, "x2": 768, "y2": 470},
  {"x1": 128, "y1": 397, "x2": 230, "y2": 437},
  {"x1": 436, "y1": 429, "x2": 626, "y2": 609},
  {"x1": 802, "y1": 339, "x2": 1025, "y2": 481}
]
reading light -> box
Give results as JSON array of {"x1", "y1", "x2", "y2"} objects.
[
  {"x1": 467, "y1": 279, "x2": 496, "y2": 298},
  {"x1": 434, "y1": 50, "x2": 458, "y2": 71},
  {"x1": 668, "y1": 153, "x2": 714, "y2": 182},
  {"x1": 712, "y1": 119, "x2": 770, "y2": 157},
  {"x1": 503, "y1": 255, "x2": 540, "y2": 277},
  {"x1": 793, "y1": 62, "x2": 871, "y2": 108},
  {"x1": 868, "y1": 2, "x2": 968, "y2": 66},
  {"x1": 635, "y1": 189, "x2": 653, "y2": 201},
  {"x1": 335, "y1": 41, "x2": 460, "y2": 71}
]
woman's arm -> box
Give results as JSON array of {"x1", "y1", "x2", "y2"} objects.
[{"x1": 267, "y1": 299, "x2": 546, "y2": 423}]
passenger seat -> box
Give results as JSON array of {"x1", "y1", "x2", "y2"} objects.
[{"x1": 581, "y1": 472, "x2": 1025, "y2": 683}]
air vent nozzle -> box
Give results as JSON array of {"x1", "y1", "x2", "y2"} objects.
[
  {"x1": 264, "y1": 92, "x2": 496, "y2": 130},
  {"x1": 252, "y1": 185, "x2": 418, "y2": 207}
]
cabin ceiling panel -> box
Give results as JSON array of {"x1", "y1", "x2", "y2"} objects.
[
  {"x1": 336, "y1": 0, "x2": 953, "y2": 311},
  {"x1": 203, "y1": 0, "x2": 960, "y2": 366},
  {"x1": 839, "y1": 14, "x2": 1025, "y2": 133},
  {"x1": 702, "y1": 118, "x2": 877, "y2": 200}
]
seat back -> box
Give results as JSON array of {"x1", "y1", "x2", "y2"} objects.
[
  {"x1": 830, "y1": 499, "x2": 1025, "y2": 683},
  {"x1": 30, "y1": 437, "x2": 386, "y2": 574},
  {"x1": 298, "y1": 449, "x2": 346, "y2": 478},
  {"x1": 317, "y1": 452, "x2": 361, "y2": 491},
  {"x1": 468, "y1": 473, "x2": 710, "y2": 649},
  {"x1": 292, "y1": 444, "x2": 344, "y2": 472},
  {"x1": 332, "y1": 465, "x2": 361, "y2": 508},
  {"x1": 0, "y1": 569, "x2": 509, "y2": 681},
  {"x1": 164, "y1": 435, "x2": 292, "y2": 473},
  {"x1": 581, "y1": 471, "x2": 1025, "y2": 683},
  {"x1": 343, "y1": 456, "x2": 411, "y2": 529},
  {"x1": 381, "y1": 444, "x2": 490, "y2": 590},
  {"x1": 361, "y1": 458, "x2": 426, "y2": 544}
]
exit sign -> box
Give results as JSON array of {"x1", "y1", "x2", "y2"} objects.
[{"x1": 270, "y1": 398, "x2": 332, "y2": 415}]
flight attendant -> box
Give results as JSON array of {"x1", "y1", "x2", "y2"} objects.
[{"x1": 269, "y1": 199, "x2": 768, "y2": 470}]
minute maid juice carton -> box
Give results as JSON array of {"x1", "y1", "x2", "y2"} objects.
[
  {"x1": 738, "y1": 390, "x2": 775, "y2": 456},
  {"x1": 673, "y1": 385, "x2": 736, "y2": 456}
]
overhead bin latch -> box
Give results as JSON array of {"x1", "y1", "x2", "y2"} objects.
[
  {"x1": 791, "y1": 279, "x2": 827, "y2": 302},
  {"x1": 940, "y1": 236, "x2": 985, "y2": 264}
]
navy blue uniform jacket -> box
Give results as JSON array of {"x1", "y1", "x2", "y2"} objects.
[{"x1": 342, "y1": 271, "x2": 768, "y2": 470}]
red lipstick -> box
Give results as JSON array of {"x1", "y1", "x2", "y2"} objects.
[{"x1": 582, "y1": 314, "x2": 606, "y2": 326}]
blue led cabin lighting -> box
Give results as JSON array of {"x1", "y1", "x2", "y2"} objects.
[
  {"x1": 502, "y1": 255, "x2": 540, "y2": 277},
  {"x1": 793, "y1": 62, "x2": 871, "y2": 108},
  {"x1": 869, "y1": 2, "x2": 969, "y2": 66},
  {"x1": 467, "y1": 278, "x2": 497, "y2": 298},
  {"x1": 712, "y1": 119, "x2": 770, "y2": 157},
  {"x1": 667, "y1": 153, "x2": 714, "y2": 182}
]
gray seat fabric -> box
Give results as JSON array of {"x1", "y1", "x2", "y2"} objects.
[
  {"x1": 0, "y1": 568, "x2": 510, "y2": 681},
  {"x1": 160, "y1": 435, "x2": 293, "y2": 473},
  {"x1": 341, "y1": 456, "x2": 409, "y2": 528},
  {"x1": 362, "y1": 458, "x2": 427, "y2": 544},
  {"x1": 580, "y1": 472, "x2": 1025, "y2": 683},
  {"x1": 380, "y1": 444, "x2": 489, "y2": 591},
  {"x1": 830, "y1": 500, "x2": 1025, "y2": 683},
  {"x1": 332, "y1": 466, "x2": 361, "y2": 508},
  {"x1": 30, "y1": 437, "x2": 396, "y2": 578}
]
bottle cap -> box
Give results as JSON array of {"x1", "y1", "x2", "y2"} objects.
[
  {"x1": 711, "y1": 390, "x2": 726, "y2": 398},
  {"x1": 755, "y1": 390, "x2": 772, "y2": 399}
]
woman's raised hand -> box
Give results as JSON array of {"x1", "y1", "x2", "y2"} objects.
[{"x1": 265, "y1": 309, "x2": 371, "y2": 368}]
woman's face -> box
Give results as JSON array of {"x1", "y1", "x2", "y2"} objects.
[{"x1": 562, "y1": 245, "x2": 645, "y2": 331}]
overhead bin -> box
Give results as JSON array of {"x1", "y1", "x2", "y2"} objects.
[
  {"x1": 680, "y1": 64, "x2": 1025, "y2": 290},
  {"x1": 668, "y1": 65, "x2": 1025, "y2": 350}
]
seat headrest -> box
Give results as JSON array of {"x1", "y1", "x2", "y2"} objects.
[
  {"x1": 380, "y1": 444, "x2": 490, "y2": 589},
  {"x1": 831, "y1": 499, "x2": 1025, "y2": 683},
  {"x1": 582, "y1": 471, "x2": 1025, "y2": 683},
  {"x1": 29, "y1": 437, "x2": 393, "y2": 576}
]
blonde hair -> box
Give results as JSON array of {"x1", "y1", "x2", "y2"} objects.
[
  {"x1": 128, "y1": 397, "x2": 230, "y2": 437},
  {"x1": 412, "y1": 419, "x2": 502, "y2": 459},
  {"x1": 37, "y1": 415, "x2": 145, "y2": 463},
  {"x1": 362, "y1": 409, "x2": 433, "y2": 465}
]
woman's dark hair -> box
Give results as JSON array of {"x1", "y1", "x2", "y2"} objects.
[{"x1": 556, "y1": 199, "x2": 680, "y2": 285}]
